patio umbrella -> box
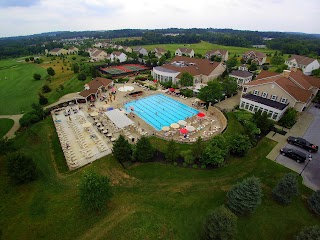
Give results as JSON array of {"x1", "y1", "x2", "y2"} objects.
[
  {"x1": 174, "y1": 89, "x2": 180, "y2": 93},
  {"x1": 186, "y1": 125, "x2": 195, "y2": 132},
  {"x1": 197, "y1": 112, "x2": 205, "y2": 117},
  {"x1": 180, "y1": 128, "x2": 189, "y2": 134},
  {"x1": 169, "y1": 88, "x2": 175, "y2": 92},
  {"x1": 90, "y1": 112, "x2": 98, "y2": 117},
  {"x1": 82, "y1": 122, "x2": 92, "y2": 128},
  {"x1": 170, "y1": 123, "x2": 180, "y2": 129},
  {"x1": 178, "y1": 120, "x2": 187, "y2": 126},
  {"x1": 162, "y1": 126, "x2": 170, "y2": 131}
]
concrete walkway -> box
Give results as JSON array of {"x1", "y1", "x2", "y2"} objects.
[
  {"x1": 0, "y1": 114, "x2": 23, "y2": 139},
  {"x1": 215, "y1": 92, "x2": 241, "y2": 111},
  {"x1": 45, "y1": 92, "x2": 80, "y2": 109}
]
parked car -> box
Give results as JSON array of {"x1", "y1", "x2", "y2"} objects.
[
  {"x1": 287, "y1": 136, "x2": 318, "y2": 153},
  {"x1": 280, "y1": 148, "x2": 312, "y2": 163}
]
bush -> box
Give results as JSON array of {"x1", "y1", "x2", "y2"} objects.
[
  {"x1": 77, "y1": 72, "x2": 87, "y2": 81},
  {"x1": 201, "y1": 164, "x2": 206, "y2": 169},
  {"x1": 201, "y1": 205, "x2": 237, "y2": 240},
  {"x1": 201, "y1": 136, "x2": 229, "y2": 167},
  {"x1": 180, "y1": 150, "x2": 195, "y2": 165},
  {"x1": 228, "y1": 133, "x2": 252, "y2": 157},
  {"x1": 133, "y1": 136, "x2": 154, "y2": 162},
  {"x1": 165, "y1": 140, "x2": 179, "y2": 162},
  {"x1": 112, "y1": 135, "x2": 132, "y2": 163},
  {"x1": 7, "y1": 152, "x2": 37, "y2": 184},
  {"x1": 262, "y1": 65, "x2": 269, "y2": 70},
  {"x1": 42, "y1": 85, "x2": 51, "y2": 93},
  {"x1": 33, "y1": 73, "x2": 41, "y2": 80},
  {"x1": 272, "y1": 173, "x2": 299, "y2": 205},
  {"x1": 227, "y1": 176, "x2": 262, "y2": 215},
  {"x1": 173, "y1": 162, "x2": 178, "y2": 166},
  {"x1": 295, "y1": 225, "x2": 320, "y2": 240},
  {"x1": 278, "y1": 107, "x2": 298, "y2": 128},
  {"x1": 182, "y1": 162, "x2": 188, "y2": 167},
  {"x1": 192, "y1": 164, "x2": 198, "y2": 169},
  {"x1": 180, "y1": 89, "x2": 193, "y2": 97},
  {"x1": 308, "y1": 190, "x2": 320, "y2": 217},
  {"x1": 39, "y1": 94, "x2": 48, "y2": 105}
]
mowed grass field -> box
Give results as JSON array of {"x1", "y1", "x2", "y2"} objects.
[
  {"x1": 0, "y1": 59, "x2": 47, "y2": 115},
  {"x1": 0, "y1": 118, "x2": 14, "y2": 138},
  {"x1": 0, "y1": 113, "x2": 318, "y2": 240}
]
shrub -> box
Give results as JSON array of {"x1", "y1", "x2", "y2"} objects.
[
  {"x1": 192, "y1": 164, "x2": 198, "y2": 169},
  {"x1": 77, "y1": 72, "x2": 87, "y2": 81},
  {"x1": 308, "y1": 190, "x2": 320, "y2": 217},
  {"x1": 173, "y1": 162, "x2": 178, "y2": 166},
  {"x1": 295, "y1": 225, "x2": 320, "y2": 240},
  {"x1": 272, "y1": 173, "x2": 299, "y2": 205},
  {"x1": 182, "y1": 162, "x2": 188, "y2": 167},
  {"x1": 180, "y1": 89, "x2": 193, "y2": 97},
  {"x1": 278, "y1": 107, "x2": 298, "y2": 129},
  {"x1": 201, "y1": 136, "x2": 229, "y2": 167},
  {"x1": 165, "y1": 140, "x2": 179, "y2": 162},
  {"x1": 112, "y1": 135, "x2": 132, "y2": 163},
  {"x1": 227, "y1": 176, "x2": 262, "y2": 215},
  {"x1": 201, "y1": 205, "x2": 237, "y2": 240},
  {"x1": 133, "y1": 136, "x2": 154, "y2": 162},
  {"x1": 47, "y1": 67, "x2": 55, "y2": 76},
  {"x1": 180, "y1": 150, "x2": 195, "y2": 165},
  {"x1": 228, "y1": 133, "x2": 252, "y2": 157},
  {"x1": 7, "y1": 152, "x2": 37, "y2": 184},
  {"x1": 201, "y1": 164, "x2": 206, "y2": 169},
  {"x1": 42, "y1": 85, "x2": 51, "y2": 93},
  {"x1": 33, "y1": 73, "x2": 41, "y2": 80},
  {"x1": 39, "y1": 94, "x2": 48, "y2": 105}
]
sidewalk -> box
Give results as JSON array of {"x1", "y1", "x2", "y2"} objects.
[{"x1": 0, "y1": 114, "x2": 23, "y2": 139}]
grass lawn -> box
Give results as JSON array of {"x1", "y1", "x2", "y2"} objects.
[
  {"x1": 0, "y1": 113, "x2": 318, "y2": 240},
  {"x1": 0, "y1": 118, "x2": 14, "y2": 138},
  {"x1": 0, "y1": 59, "x2": 47, "y2": 115}
]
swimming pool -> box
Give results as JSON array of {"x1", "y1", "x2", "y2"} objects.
[{"x1": 124, "y1": 94, "x2": 199, "y2": 131}]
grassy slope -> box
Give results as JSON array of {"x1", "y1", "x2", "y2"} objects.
[
  {"x1": 0, "y1": 118, "x2": 14, "y2": 138},
  {"x1": 0, "y1": 113, "x2": 318, "y2": 240},
  {"x1": 0, "y1": 60, "x2": 47, "y2": 115}
]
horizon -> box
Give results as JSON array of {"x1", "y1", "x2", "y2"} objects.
[{"x1": 0, "y1": 0, "x2": 319, "y2": 38}]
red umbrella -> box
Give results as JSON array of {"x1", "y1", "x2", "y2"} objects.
[
  {"x1": 153, "y1": 79, "x2": 158, "y2": 83},
  {"x1": 197, "y1": 112, "x2": 205, "y2": 118},
  {"x1": 180, "y1": 128, "x2": 189, "y2": 134},
  {"x1": 169, "y1": 88, "x2": 175, "y2": 92}
]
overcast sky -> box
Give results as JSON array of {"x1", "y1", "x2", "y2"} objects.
[{"x1": 0, "y1": 0, "x2": 319, "y2": 37}]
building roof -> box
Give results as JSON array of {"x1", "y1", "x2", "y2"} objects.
[
  {"x1": 243, "y1": 50, "x2": 266, "y2": 58},
  {"x1": 230, "y1": 70, "x2": 253, "y2": 78},
  {"x1": 91, "y1": 50, "x2": 106, "y2": 57},
  {"x1": 256, "y1": 70, "x2": 279, "y2": 80},
  {"x1": 243, "y1": 93, "x2": 288, "y2": 110},
  {"x1": 287, "y1": 55, "x2": 317, "y2": 66},
  {"x1": 79, "y1": 78, "x2": 113, "y2": 97},
  {"x1": 133, "y1": 46, "x2": 145, "y2": 52},
  {"x1": 79, "y1": 89, "x2": 97, "y2": 98},
  {"x1": 154, "y1": 66, "x2": 179, "y2": 73},
  {"x1": 177, "y1": 48, "x2": 193, "y2": 54},
  {"x1": 155, "y1": 56, "x2": 222, "y2": 78},
  {"x1": 205, "y1": 49, "x2": 228, "y2": 56},
  {"x1": 50, "y1": 48, "x2": 62, "y2": 52},
  {"x1": 112, "y1": 51, "x2": 123, "y2": 56},
  {"x1": 154, "y1": 47, "x2": 166, "y2": 54}
]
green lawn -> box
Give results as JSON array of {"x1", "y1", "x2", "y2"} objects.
[
  {"x1": 0, "y1": 118, "x2": 14, "y2": 138},
  {"x1": 0, "y1": 59, "x2": 47, "y2": 115},
  {"x1": 0, "y1": 115, "x2": 318, "y2": 239}
]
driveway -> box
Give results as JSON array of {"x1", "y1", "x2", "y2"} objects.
[{"x1": 275, "y1": 104, "x2": 320, "y2": 190}]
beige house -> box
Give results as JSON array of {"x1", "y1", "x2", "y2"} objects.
[
  {"x1": 123, "y1": 46, "x2": 132, "y2": 53},
  {"x1": 153, "y1": 47, "x2": 167, "y2": 58},
  {"x1": 240, "y1": 70, "x2": 320, "y2": 121},
  {"x1": 49, "y1": 48, "x2": 68, "y2": 55},
  {"x1": 175, "y1": 48, "x2": 195, "y2": 58},
  {"x1": 285, "y1": 55, "x2": 320, "y2": 75},
  {"x1": 68, "y1": 46, "x2": 79, "y2": 54},
  {"x1": 89, "y1": 49, "x2": 108, "y2": 62},
  {"x1": 205, "y1": 49, "x2": 229, "y2": 61},
  {"x1": 151, "y1": 56, "x2": 226, "y2": 86},
  {"x1": 242, "y1": 50, "x2": 267, "y2": 65}
]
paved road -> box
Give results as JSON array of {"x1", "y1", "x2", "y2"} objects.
[
  {"x1": 276, "y1": 104, "x2": 320, "y2": 190},
  {"x1": 0, "y1": 114, "x2": 23, "y2": 139}
]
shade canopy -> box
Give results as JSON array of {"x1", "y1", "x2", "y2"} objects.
[
  {"x1": 105, "y1": 109, "x2": 134, "y2": 129},
  {"x1": 90, "y1": 112, "x2": 99, "y2": 117},
  {"x1": 186, "y1": 125, "x2": 195, "y2": 132},
  {"x1": 178, "y1": 120, "x2": 187, "y2": 126},
  {"x1": 197, "y1": 112, "x2": 206, "y2": 118},
  {"x1": 170, "y1": 123, "x2": 180, "y2": 129},
  {"x1": 180, "y1": 128, "x2": 188, "y2": 134},
  {"x1": 162, "y1": 126, "x2": 170, "y2": 131},
  {"x1": 82, "y1": 122, "x2": 92, "y2": 128}
]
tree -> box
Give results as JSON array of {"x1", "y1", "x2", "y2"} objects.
[
  {"x1": 226, "y1": 57, "x2": 238, "y2": 72},
  {"x1": 271, "y1": 55, "x2": 285, "y2": 66},
  {"x1": 42, "y1": 85, "x2": 51, "y2": 93},
  {"x1": 253, "y1": 110, "x2": 273, "y2": 135},
  {"x1": 272, "y1": 173, "x2": 299, "y2": 205},
  {"x1": 248, "y1": 63, "x2": 257, "y2": 71},
  {"x1": 133, "y1": 136, "x2": 154, "y2": 162},
  {"x1": 295, "y1": 225, "x2": 320, "y2": 240},
  {"x1": 7, "y1": 152, "x2": 37, "y2": 184},
  {"x1": 308, "y1": 190, "x2": 320, "y2": 217},
  {"x1": 33, "y1": 73, "x2": 41, "y2": 80},
  {"x1": 201, "y1": 136, "x2": 228, "y2": 167},
  {"x1": 72, "y1": 63, "x2": 79, "y2": 73},
  {"x1": 165, "y1": 50, "x2": 171, "y2": 59},
  {"x1": 165, "y1": 139, "x2": 179, "y2": 162},
  {"x1": 275, "y1": 64, "x2": 288, "y2": 73},
  {"x1": 278, "y1": 107, "x2": 298, "y2": 128},
  {"x1": 193, "y1": 137, "x2": 204, "y2": 160},
  {"x1": 77, "y1": 72, "x2": 87, "y2": 81},
  {"x1": 38, "y1": 94, "x2": 48, "y2": 105},
  {"x1": 180, "y1": 150, "x2": 195, "y2": 165},
  {"x1": 201, "y1": 205, "x2": 237, "y2": 240},
  {"x1": 112, "y1": 135, "x2": 132, "y2": 163},
  {"x1": 25, "y1": 57, "x2": 30, "y2": 62},
  {"x1": 198, "y1": 81, "x2": 223, "y2": 104},
  {"x1": 222, "y1": 77, "x2": 238, "y2": 97},
  {"x1": 79, "y1": 171, "x2": 113, "y2": 213},
  {"x1": 228, "y1": 133, "x2": 252, "y2": 157},
  {"x1": 29, "y1": 57, "x2": 34, "y2": 61},
  {"x1": 47, "y1": 67, "x2": 55, "y2": 76},
  {"x1": 227, "y1": 176, "x2": 262, "y2": 215},
  {"x1": 179, "y1": 72, "x2": 194, "y2": 87}
]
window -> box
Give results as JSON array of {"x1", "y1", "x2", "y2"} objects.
[
  {"x1": 280, "y1": 98, "x2": 287, "y2": 104},
  {"x1": 253, "y1": 90, "x2": 259, "y2": 96},
  {"x1": 268, "y1": 111, "x2": 273, "y2": 117},
  {"x1": 272, "y1": 113, "x2": 278, "y2": 120},
  {"x1": 249, "y1": 104, "x2": 254, "y2": 111},
  {"x1": 271, "y1": 95, "x2": 277, "y2": 101},
  {"x1": 262, "y1": 92, "x2": 268, "y2": 98},
  {"x1": 245, "y1": 103, "x2": 250, "y2": 110},
  {"x1": 243, "y1": 87, "x2": 247, "y2": 93},
  {"x1": 254, "y1": 106, "x2": 259, "y2": 112},
  {"x1": 240, "y1": 101, "x2": 245, "y2": 108}
]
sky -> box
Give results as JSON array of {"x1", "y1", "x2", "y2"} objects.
[{"x1": 0, "y1": 0, "x2": 319, "y2": 37}]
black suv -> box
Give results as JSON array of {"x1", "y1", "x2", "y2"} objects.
[{"x1": 280, "y1": 148, "x2": 312, "y2": 163}]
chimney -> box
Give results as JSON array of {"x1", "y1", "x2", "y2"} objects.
[{"x1": 282, "y1": 70, "x2": 291, "y2": 78}]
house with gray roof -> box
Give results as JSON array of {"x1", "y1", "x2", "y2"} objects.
[{"x1": 285, "y1": 55, "x2": 320, "y2": 75}]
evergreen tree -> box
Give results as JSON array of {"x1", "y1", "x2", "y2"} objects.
[
  {"x1": 272, "y1": 173, "x2": 299, "y2": 205},
  {"x1": 165, "y1": 139, "x2": 179, "y2": 162},
  {"x1": 112, "y1": 135, "x2": 132, "y2": 163},
  {"x1": 227, "y1": 177, "x2": 262, "y2": 215},
  {"x1": 133, "y1": 136, "x2": 154, "y2": 162},
  {"x1": 193, "y1": 137, "x2": 204, "y2": 160}
]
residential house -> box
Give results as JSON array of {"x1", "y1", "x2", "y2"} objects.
[
  {"x1": 242, "y1": 50, "x2": 267, "y2": 65},
  {"x1": 285, "y1": 55, "x2": 320, "y2": 75},
  {"x1": 48, "y1": 48, "x2": 68, "y2": 55},
  {"x1": 89, "y1": 49, "x2": 108, "y2": 62},
  {"x1": 110, "y1": 51, "x2": 127, "y2": 63},
  {"x1": 175, "y1": 48, "x2": 195, "y2": 58},
  {"x1": 151, "y1": 56, "x2": 226, "y2": 86},
  {"x1": 123, "y1": 46, "x2": 132, "y2": 53},
  {"x1": 68, "y1": 46, "x2": 79, "y2": 54},
  {"x1": 133, "y1": 46, "x2": 148, "y2": 56},
  {"x1": 153, "y1": 47, "x2": 167, "y2": 58},
  {"x1": 239, "y1": 69, "x2": 320, "y2": 121},
  {"x1": 229, "y1": 69, "x2": 253, "y2": 87},
  {"x1": 205, "y1": 49, "x2": 229, "y2": 61}
]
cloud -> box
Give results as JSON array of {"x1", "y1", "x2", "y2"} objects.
[{"x1": 0, "y1": 0, "x2": 40, "y2": 8}]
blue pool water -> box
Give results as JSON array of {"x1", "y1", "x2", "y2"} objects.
[{"x1": 124, "y1": 94, "x2": 199, "y2": 131}]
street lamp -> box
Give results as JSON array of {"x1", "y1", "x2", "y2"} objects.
[{"x1": 299, "y1": 154, "x2": 312, "y2": 176}]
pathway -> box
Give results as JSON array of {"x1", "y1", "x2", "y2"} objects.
[{"x1": 0, "y1": 114, "x2": 23, "y2": 139}]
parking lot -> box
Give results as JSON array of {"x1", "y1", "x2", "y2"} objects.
[{"x1": 276, "y1": 104, "x2": 320, "y2": 190}]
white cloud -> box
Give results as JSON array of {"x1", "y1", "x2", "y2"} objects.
[{"x1": 0, "y1": 0, "x2": 319, "y2": 37}]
